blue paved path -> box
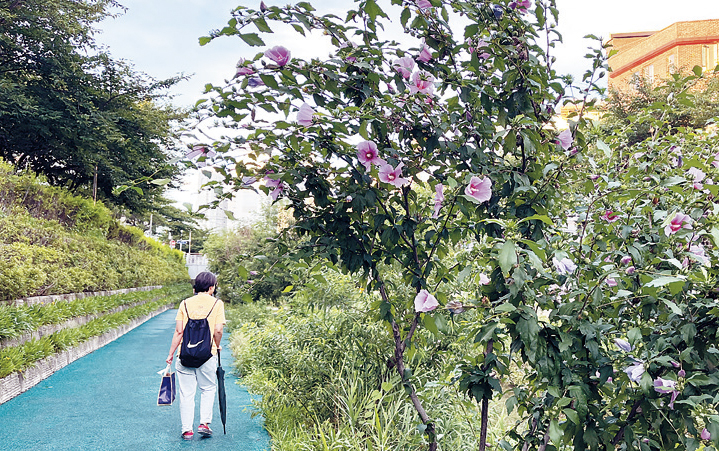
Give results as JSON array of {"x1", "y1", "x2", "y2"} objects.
[{"x1": 0, "y1": 309, "x2": 271, "y2": 451}]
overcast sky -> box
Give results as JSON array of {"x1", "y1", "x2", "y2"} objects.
[{"x1": 97, "y1": 0, "x2": 719, "y2": 109}]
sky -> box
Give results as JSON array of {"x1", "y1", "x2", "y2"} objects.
[{"x1": 96, "y1": 0, "x2": 719, "y2": 109}]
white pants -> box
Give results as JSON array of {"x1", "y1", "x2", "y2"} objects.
[{"x1": 176, "y1": 355, "x2": 217, "y2": 432}]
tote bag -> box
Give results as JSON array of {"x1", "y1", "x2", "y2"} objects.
[{"x1": 157, "y1": 365, "x2": 176, "y2": 406}]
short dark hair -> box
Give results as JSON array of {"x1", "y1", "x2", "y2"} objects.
[{"x1": 194, "y1": 271, "x2": 217, "y2": 293}]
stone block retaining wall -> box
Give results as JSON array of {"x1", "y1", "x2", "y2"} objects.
[
  {"x1": 0, "y1": 299, "x2": 157, "y2": 350},
  {"x1": 4, "y1": 285, "x2": 162, "y2": 307}
]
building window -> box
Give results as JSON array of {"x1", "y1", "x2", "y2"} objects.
[
  {"x1": 702, "y1": 45, "x2": 716, "y2": 70},
  {"x1": 667, "y1": 54, "x2": 675, "y2": 74},
  {"x1": 644, "y1": 65, "x2": 654, "y2": 83}
]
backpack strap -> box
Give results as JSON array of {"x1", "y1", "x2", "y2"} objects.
[
  {"x1": 205, "y1": 299, "x2": 218, "y2": 319},
  {"x1": 184, "y1": 298, "x2": 218, "y2": 319}
]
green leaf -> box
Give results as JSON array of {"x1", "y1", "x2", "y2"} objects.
[
  {"x1": 282, "y1": 285, "x2": 294, "y2": 293},
  {"x1": 359, "y1": 120, "x2": 371, "y2": 140},
  {"x1": 400, "y1": 7, "x2": 410, "y2": 27},
  {"x1": 662, "y1": 300, "x2": 682, "y2": 315},
  {"x1": 199, "y1": 36, "x2": 212, "y2": 46},
  {"x1": 549, "y1": 419, "x2": 563, "y2": 445},
  {"x1": 645, "y1": 276, "x2": 685, "y2": 288},
  {"x1": 150, "y1": 178, "x2": 170, "y2": 186},
  {"x1": 363, "y1": 0, "x2": 387, "y2": 20},
  {"x1": 596, "y1": 139, "x2": 612, "y2": 158},
  {"x1": 519, "y1": 239, "x2": 546, "y2": 260},
  {"x1": 710, "y1": 227, "x2": 719, "y2": 246},
  {"x1": 564, "y1": 408, "x2": 580, "y2": 425},
  {"x1": 224, "y1": 210, "x2": 236, "y2": 220},
  {"x1": 253, "y1": 17, "x2": 273, "y2": 33},
  {"x1": 239, "y1": 33, "x2": 265, "y2": 47},
  {"x1": 495, "y1": 303, "x2": 517, "y2": 313},
  {"x1": 517, "y1": 214, "x2": 553, "y2": 226},
  {"x1": 423, "y1": 314, "x2": 439, "y2": 335},
  {"x1": 498, "y1": 240, "x2": 517, "y2": 275},
  {"x1": 381, "y1": 381, "x2": 393, "y2": 392},
  {"x1": 259, "y1": 74, "x2": 278, "y2": 89}
]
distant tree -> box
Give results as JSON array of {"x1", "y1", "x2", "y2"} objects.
[
  {"x1": 601, "y1": 70, "x2": 719, "y2": 147},
  {"x1": 0, "y1": 0, "x2": 188, "y2": 219}
]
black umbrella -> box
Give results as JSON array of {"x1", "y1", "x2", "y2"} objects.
[{"x1": 216, "y1": 349, "x2": 227, "y2": 434}]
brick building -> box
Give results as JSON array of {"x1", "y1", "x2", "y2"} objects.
[{"x1": 607, "y1": 19, "x2": 719, "y2": 90}]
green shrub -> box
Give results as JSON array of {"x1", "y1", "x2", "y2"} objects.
[
  {"x1": 0, "y1": 160, "x2": 188, "y2": 300},
  {"x1": 228, "y1": 301, "x2": 519, "y2": 450}
]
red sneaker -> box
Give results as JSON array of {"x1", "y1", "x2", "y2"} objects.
[
  {"x1": 181, "y1": 431, "x2": 194, "y2": 440},
  {"x1": 198, "y1": 424, "x2": 213, "y2": 437}
]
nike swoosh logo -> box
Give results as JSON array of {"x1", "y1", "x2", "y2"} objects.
[{"x1": 187, "y1": 340, "x2": 204, "y2": 348}]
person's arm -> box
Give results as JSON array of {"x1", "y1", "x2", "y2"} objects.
[
  {"x1": 213, "y1": 323, "x2": 223, "y2": 351},
  {"x1": 166, "y1": 319, "x2": 184, "y2": 365}
]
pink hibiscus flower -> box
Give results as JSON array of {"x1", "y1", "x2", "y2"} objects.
[
  {"x1": 409, "y1": 70, "x2": 435, "y2": 95},
  {"x1": 687, "y1": 167, "x2": 706, "y2": 189},
  {"x1": 601, "y1": 210, "x2": 620, "y2": 222},
  {"x1": 414, "y1": 289, "x2": 439, "y2": 312},
  {"x1": 356, "y1": 141, "x2": 385, "y2": 169},
  {"x1": 432, "y1": 184, "x2": 444, "y2": 218},
  {"x1": 464, "y1": 176, "x2": 492, "y2": 203},
  {"x1": 664, "y1": 212, "x2": 692, "y2": 236},
  {"x1": 416, "y1": 0, "x2": 433, "y2": 9},
  {"x1": 557, "y1": 129, "x2": 573, "y2": 150},
  {"x1": 297, "y1": 103, "x2": 315, "y2": 126},
  {"x1": 265, "y1": 46, "x2": 291, "y2": 66},
  {"x1": 417, "y1": 44, "x2": 432, "y2": 63},
  {"x1": 235, "y1": 58, "x2": 256, "y2": 77},
  {"x1": 392, "y1": 56, "x2": 415, "y2": 79},
  {"x1": 475, "y1": 39, "x2": 490, "y2": 59},
  {"x1": 378, "y1": 162, "x2": 410, "y2": 187}
]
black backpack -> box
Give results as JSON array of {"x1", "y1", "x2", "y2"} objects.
[{"x1": 179, "y1": 299, "x2": 218, "y2": 368}]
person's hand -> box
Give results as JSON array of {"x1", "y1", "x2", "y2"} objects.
[
  {"x1": 166, "y1": 354, "x2": 173, "y2": 365},
  {"x1": 216, "y1": 346, "x2": 222, "y2": 351}
]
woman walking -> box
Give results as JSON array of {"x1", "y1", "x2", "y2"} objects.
[{"x1": 166, "y1": 271, "x2": 226, "y2": 440}]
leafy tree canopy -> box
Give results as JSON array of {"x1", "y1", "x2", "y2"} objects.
[{"x1": 0, "y1": 0, "x2": 189, "y2": 221}]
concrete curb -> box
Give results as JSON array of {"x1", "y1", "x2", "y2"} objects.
[{"x1": 0, "y1": 304, "x2": 172, "y2": 405}]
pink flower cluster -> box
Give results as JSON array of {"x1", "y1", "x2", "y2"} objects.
[
  {"x1": 235, "y1": 58, "x2": 256, "y2": 77},
  {"x1": 356, "y1": 141, "x2": 409, "y2": 188},
  {"x1": 391, "y1": 46, "x2": 437, "y2": 96}
]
